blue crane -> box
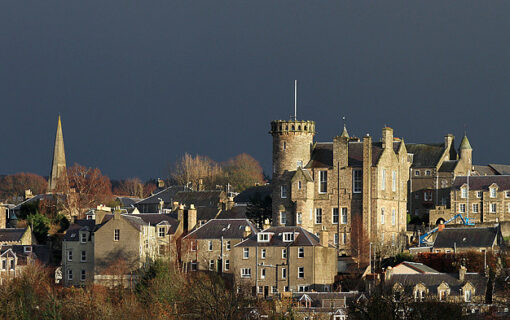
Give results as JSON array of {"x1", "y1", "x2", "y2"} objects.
[{"x1": 419, "y1": 214, "x2": 475, "y2": 245}]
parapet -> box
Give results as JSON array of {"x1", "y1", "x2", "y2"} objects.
[{"x1": 270, "y1": 120, "x2": 316, "y2": 135}]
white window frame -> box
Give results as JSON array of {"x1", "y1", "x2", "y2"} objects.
[
  {"x1": 280, "y1": 212, "x2": 287, "y2": 225},
  {"x1": 80, "y1": 269, "x2": 86, "y2": 281},
  {"x1": 281, "y1": 267, "x2": 287, "y2": 279},
  {"x1": 464, "y1": 289, "x2": 472, "y2": 302},
  {"x1": 472, "y1": 203, "x2": 479, "y2": 213},
  {"x1": 459, "y1": 203, "x2": 466, "y2": 213},
  {"x1": 298, "y1": 267, "x2": 304, "y2": 278},
  {"x1": 332, "y1": 208, "x2": 339, "y2": 224},
  {"x1": 261, "y1": 248, "x2": 266, "y2": 259},
  {"x1": 353, "y1": 169, "x2": 362, "y2": 193},
  {"x1": 67, "y1": 269, "x2": 73, "y2": 281},
  {"x1": 226, "y1": 240, "x2": 231, "y2": 250},
  {"x1": 224, "y1": 259, "x2": 230, "y2": 271},
  {"x1": 190, "y1": 261, "x2": 197, "y2": 271},
  {"x1": 341, "y1": 208, "x2": 347, "y2": 224},
  {"x1": 209, "y1": 260, "x2": 214, "y2": 271},
  {"x1": 391, "y1": 209, "x2": 396, "y2": 226},
  {"x1": 477, "y1": 191, "x2": 482, "y2": 198},
  {"x1": 319, "y1": 171, "x2": 328, "y2": 194},
  {"x1": 296, "y1": 212, "x2": 302, "y2": 225},
  {"x1": 334, "y1": 233, "x2": 339, "y2": 245},
  {"x1": 241, "y1": 268, "x2": 251, "y2": 278},
  {"x1": 425, "y1": 170, "x2": 431, "y2": 176},
  {"x1": 280, "y1": 185, "x2": 287, "y2": 199},
  {"x1": 381, "y1": 208, "x2": 385, "y2": 225},
  {"x1": 392, "y1": 170, "x2": 397, "y2": 192},
  {"x1": 415, "y1": 170, "x2": 420, "y2": 176},
  {"x1": 506, "y1": 191, "x2": 510, "y2": 198},
  {"x1": 258, "y1": 233, "x2": 270, "y2": 242},
  {"x1": 461, "y1": 187, "x2": 467, "y2": 199},
  {"x1": 315, "y1": 208, "x2": 322, "y2": 224},
  {"x1": 490, "y1": 203, "x2": 497, "y2": 213},
  {"x1": 80, "y1": 232, "x2": 87, "y2": 243},
  {"x1": 80, "y1": 250, "x2": 86, "y2": 262},
  {"x1": 260, "y1": 268, "x2": 266, "y2": 279},
  {"x1": 158, "y1": 227, "x2": 165, "y2": 237},
  {"x1": 490, "y1": 188, "x2": 497, "y2": 198},
  {"x1": 243, "y1": 248, "x2": 249, "y2": 259},
  {"x1": 342, "y1": 233, "x2": 347, "y2": 245},
  {"x1": 381, "y1": 169, "x2": 386, "y2": 190},
  {"x1": 283, "y1": 233, "x2": 295, "y2": 242},
  {"x1": 67, "y1": 250, "x2": 73, "y2": 262},
  {"x1": 297, "y1": 160, "x2": 303, "y2": 168},
  {"x1": 298, "y1": 247, "x2": 304, "y2": 258},
  {"x1": 282, "y1": 249, "x2": 287, "y2": 259},
  {"x1": 207, "y1": 240, "x2": 213, "y2": 251}
]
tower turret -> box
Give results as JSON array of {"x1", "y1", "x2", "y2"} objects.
[
  {"x1": 459, "y1": 134, "x2": 472, "y2": 169},
  {"x1": 48, "y1": 115, "x2": 67, "y2": 192},
  {"x1": 270, "y1": 120, "x2": 315, "y2": 177}
]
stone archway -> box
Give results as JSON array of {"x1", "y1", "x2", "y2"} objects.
[{"x1": 436, "y1": 218, "x2": 445, "y2": 225}]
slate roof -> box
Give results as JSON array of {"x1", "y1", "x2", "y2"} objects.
[
  {"x1": 135, "y1": 214, "x2": 180, "y2": 234},
  {"x1": 452, "y1": 175, "x2": 510, "y2": 190},
  {"x1": 0, "y1": 245, "x2": 51, "y2": 266},
  {"x1": 406, "y1": 143, "x2": 446, "y2": 168},
  {"x1": 473, "y1": 165, "x2": 497, "y2": 176},
  {"x1": 216, "y1": 206, "x2": 248, "y2": 219},
  {"x1": 438, "y1": 160, "x2": 458, "y2": 172},
  {"x1": 0, "y1": 228, "x2": 28, "y2": 243},
  {"x1": 183, "y1": 219, "x2": 257, "y2": 240},
  {"x1": 488, "y1": 164, "x2": 510, "y2": 175},
  {"x1": 236, "y1": 226, "x2": 321, "y2": 247},
  {"x1": 387, "y1": 273, "x2": 487, "y2": 296},
  {"x1": 64, "y1": 220, "x2": 96, "y2": 241},
  {"x1": 197, "y1": 207, "x2": 220, "y2": 221},
  {"x1": 135, "y1": 186, "x2": 186, "y2": 205},
  {"x1": 174, "y1": 190, "x2": 225, "y2": 208},
  {"x1": 115, "y1": 197, "x2": 142, "y2": 207},
  {"x1": 433, "y1": 227, "x2": 499, "y2": 249},
  {"x1": 234, "y1": 185, "x2": 271, "y2": 204},
  {"x1": 393, "y1": 261, "x2": 439, "y2": 274},
  {"x1": 294, "y1": 292, "x2": 360, "y2": 308},
  {"x1": 12, "y1": 193, "x2": 61, "y2": 210},
  {"x1": 306, "y1": 141, "x2": 401, "y2": 169}
]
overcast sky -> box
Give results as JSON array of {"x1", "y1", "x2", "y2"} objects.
[{"x1": 1, "y1": 1, "x2": 509, "y2": 180}]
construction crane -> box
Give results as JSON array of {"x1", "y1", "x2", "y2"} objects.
[{"x1": 419, "y1": 214, "x2": 475, "y2": 245}]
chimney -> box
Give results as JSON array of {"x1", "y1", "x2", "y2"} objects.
[
  {"x1": 243, "y1": 225, "x2": 252, "y2": 238},
  {"x1": 24, "y1": 189, "x2": 34, "y2": 200},
  {"x1": 172, "y1": 201, "x2": 179, "y2": 211},
  {"x1": 226, "y1": 196, "x2": 235, "y2": 210},
  {"x1": 198, "y1": 179, "x2": 204, "y2": 191},
  {"x1": 157, "y1": 178, "x2": 165, "y2": 188},
  {"x1": 385, "y1": 266, "x2": 393, "y2": 281},
  {"x1": 113, "y1": 210, "x2": 121, "y2": 220},
  {"x1": 0, "y1": 205, "x2": 6, "y2": 229},
  {"x1": 333, "y1": 135, "x2": 349, "y2": 168},
  {"x1": 177, "y1": 204, "x2": 185, "y2": 224},
  {"x1": 262, "y1": 219, "x2": 271, "y2": 230},
  {"x1": 320, "y1": 228, "x2": 329, "y2": 247},
  {"x1": 187, "y1": 204, "x2": 197, "y2": 232},
  {"x1": 95, "y1": 210, "x2": 107, "y2": 225},
  {"x1": 459, "y1": 265, "x2": 466, "y2": 281},
  {"x1": 382, "y1": 127, "x2": 393, "y2": 149},
  {"x1": 444, "y1": 134, "x2": 454, "y2": 150}
]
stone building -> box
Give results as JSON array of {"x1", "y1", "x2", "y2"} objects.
[
  {"x1": 270, "y1": 119, "x2": 410, "y2": 260},
  {"x1": 406, "y1": 135, "x2": 472, "y2": 221},
  {"x1": 180, "y1": 218, "x2": 257, "y2": 274},
  {"x1": 430, "y1": 175, "x2": 510, "y2": 225},
  {"x1": 0, "y1": 227, "x2": 35, "y2": 246},
  {"x1": 233, "y1": 226, "x2": 337, "y2": 296},
  {"x1": 0, "y1": 245, "x2": 49, "y2": 284},
  {"x1": 432, "y1": 226, "x2": 502, "y2": 253}
]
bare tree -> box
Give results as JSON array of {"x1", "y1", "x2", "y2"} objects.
[
  {"x1": 114, "y1": 178, "x2": 144, "y2": 198},
  {"x1": 170, "y1": 153, "x2": 222, "y2": 190}
]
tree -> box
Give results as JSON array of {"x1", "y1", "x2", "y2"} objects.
[
  {"x1": 170, "y1": 153, "x2": 222, "y2": 190},
  {"x1": 27, "y1": 213, "x2": 51, "y2": 244},
  {"x1": 114, "y1": 178, "x2": 144, "y2": 198},
  {"x1": 246, "y1": 191, "x2": 272, "y2": 229},
  {"x1": 56, "y1": 163, "x2": 113, "y2": 218},
  {"x1": 143, "y1": 182, "x2": 157, "y2": 197},
  {"x1": 223, "y1": 153, "x2": 265, "y2": 192},
  {"x1": 0, "y1": 172, "x2": 48, "y2": 203}
]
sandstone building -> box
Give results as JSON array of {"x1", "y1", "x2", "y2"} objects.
[{"x1": 270, "y1": 119, "x2": 410, "y2": 260}]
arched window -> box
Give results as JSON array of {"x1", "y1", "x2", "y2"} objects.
[
  {"x1": 291, "y1": 125, "x2": 295, "y2": 130},
  {"x1": 304, "y1": 126, "x2": 308, "y2": 130},
  {"x1": 298, "y1": 125, "x2": 301, "y2": 130}
]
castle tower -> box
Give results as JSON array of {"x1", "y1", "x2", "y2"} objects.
[
  {"x1": 48, "y1": 115, "x2": 67, "y2": 192},
  {"x1": 459, "y1": 134, "x2": 473, "y2": 173}
]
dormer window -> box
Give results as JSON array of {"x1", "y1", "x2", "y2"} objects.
[
  {"x1": 461, "y1": 187, "x2": 467, "y2": 199},
  {"x1": 283, "y1": 232, "x2": 295, "y2": 242},
  {"x1": 23, "y1": 246, "x2": 32, "y2": 253},
  {"x1": 490, "y1": 187, "x2": 497, "y2": 198},
  {"x1": 257, "y1": 233, "x2": 270, "y2": 243},
  {"x1": 415, "y1": 170, "x2": 420, "y2": 176},
  {"x1": 464, "y1": 289, "x2": 472, "y2": 302},
  {"x1": 477, "y1": 191, "x2": 482, "y2": 198},
  {"x1": 80, "y1": 233, "x2": 87, "y2": 243}
]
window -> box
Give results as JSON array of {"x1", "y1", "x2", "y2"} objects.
[
  {"x1": 67, "y1": 269, "x2": 73, "y2": 281},
  {"x1": 284, "y1": 286, "x2": 289, "y2": 292},
  {"x1": 281, "y1": 268, "x2": 287, "y2": 279},
  {"x1": 392, "y1": 233, "x2": 396, "y2": 246},
  {"x1": 297, "y1": 160, "x2": 303, "y2": 168},
  {"x1": 243, "y1": 248, "x2": 249, "y2": 259},
  {"x1": 415, "y1": 170, "x2": 420, "y2": 176},
  {"x1": 158, "y1": 227, "x2": 165, "y2": 237},
  {"x1": 298, "y1": 247, "x2": 304, "y2": 258},
  {"x1": 260, "y1": 268, "x2": 266, "y2": 279},
  {"x1": 9, "y1": 260, "x2": 14, "y2": 270},
  {"x1": 261, "y1": 248, "x2": 266, "y2": 259},
  {"x1": 298, "y1": 285, "x2": 308, "y2": 292},
  {"x1": 282, "y1": 141, "x2": 286, "y2": 150},
  {"x1": 272, "y1": 286, "x2": 278, "y2": 293},
  {"x1": 425, "y1": 170, "x2": 431, "y2": 176},
  {"x1": 414, "y1": 290, "x2": 424, "y2": 302},
  {"x1": 81, "y1": 270, "x2": 86, "y2": 281},
  {"x1": 381, "y1": 169, "x2": 386, "y2": 190},
  {"x1": 464, "y1": 289, "x2": 472, "y2": 302},
  {"x1": 341, "y1": 208, "x2": 347, "y2": 224},
  {"x1": 459, "y1": 204, "x2": 466, "y2": 213},
  {"x1": 80, "y1": 232, "x2": 87, "y2": 243},
  {"x1": 226, "y1": 241, "x2": 231, "y2": 250},
  {"x1": 258, "y1": 233, "x2": 270, "y2": 242},
  {"x1": 315, "y1": 208, "x2": 322, "y2": 224},
  {"x1": 1, "y1": 260, "x2": 5, "y2": 270},
  {"x1": 296, "y1": 212, "x2": 302, "y2": 225},
  {"x1": 282, "y1": 249, "x2": 287, "y2": 259},
  {"x1": 461, "y1": 188, "x2": 467, "y2": 198},
  {"x1": 80, "y1": 251, "x2": 86, "y2": 262},
  {"x1": 391, "y1": 209, "x2": 396, "y2": 226},
  {"x1": 334, "y1": 233, "x2": 338, "y2": 245},
  {"x1": 490, "y1": 203, "x2": 497, "y2": 213},
  {"x1": 424, "y1": 191, "x2": 432, "y2": 201},
  {"x1": 353, "y1": 169, "x2": 362, "y2": 193},
  {"x1": 191, "y1": 261, "x2": 197, "y2": 271},
  {"x1": 392, "y1": 170, "x2": 397, "y2": 192},
  {"x1": 298, "y1": 267, "x2": 304, "y2": 278},
  {"x1": 472, "y1": 203, "x2": 479, "y2": 213},
  {"x1": 319, "y1": 171, "x2": 327, "y2": 193},
  {"x1": 381, "y1": 208, "x2": 385, "y2": 224},
  {"x1": 342, "y1": 233, "x2": 347, "y2": 245},
  {"x1": 224, "y1": 260, "x2": 230, "y2": 271},
  {"x1": 208, "y1": 241, "x2": 213, "y2": 251},
  {"x1": 283, "y1": 233, "x2": 295, "y2": 242},
  {"x1": 490, "y1": 188, "x2": 497, "y2": 198},
  {"x1": 190, "y1": 241, "x2": 197, "y2": 251},
  {"x1": 257, "y1": 286, "x2": 263, "y2": 294},
  {"x1": 114, "y1": 229, "x2": 120, "y2": 241},
  {"x1": 439, "y1": 290, "x2": 447, "y2": 301},
  {"x1": 280, "y1": 185, "x2": 287, "y2": 198},
  {"x1": 506, "y1": 191, "x2": 510, "y2": 198},
  {"x1": 241, "y1": 268, "x2": 251, "y2": 278},
  {"x1": 332, "y1": 208, "x2": 339, "y2": 224},
  {"x1": 298, "y1": 181, "x2": 302, "y2": 190},
  {"x1": 280, "y1": 212, "x2": 287, "y2": 225},
  {"x1": 209, "y1": 260, "x2": 214, "y2": 271},
  {"x1": 477, "y1": 191, "x2": 483, "y2": 198},
  {"x1": 67, "y1": 250, "x2": 73, "y2": 262}
]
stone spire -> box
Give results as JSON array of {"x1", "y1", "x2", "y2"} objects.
[
  {"x1": 341, "y1": 124, "x2": 349, "y2": 138},
  {"x1": 48, "y1": 115, "x2": 67, "y2": 192},
  {"x1": 459, "y1": 135, "x2": 472, "y2": 150}
]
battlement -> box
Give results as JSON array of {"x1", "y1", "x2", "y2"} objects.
[{"x1": 270, "y1": 120, "x2": 315, "y2": 135}]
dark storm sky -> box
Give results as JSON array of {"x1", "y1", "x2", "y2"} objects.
[{"x1": 1, "y1": 1, "x2": 510, "y2": 180}]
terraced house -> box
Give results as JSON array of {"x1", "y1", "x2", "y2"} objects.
[{"x1": 270, "y1": 119, "x2": 410, "y2": 260}]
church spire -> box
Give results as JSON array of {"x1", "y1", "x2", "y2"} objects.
[
  {"x1": 48, "y1": 115, "x2": 67, "y2": 192},
  {"x1": 341, "y1": 124, "x2": 349, "y2": 138}
]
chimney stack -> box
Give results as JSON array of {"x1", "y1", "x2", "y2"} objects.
[
  {"x1": 385, "y1": 266, "x2": 393, "y2": 281},
  {"x1": 187, "y1": 204, "x2": 197, "y2": 232},
  {"x1": 263, "y1": 219, "x2": 271, "y2": 230},
  {"x1": 459, "y1": 265, "x2": 466, "y2": 281},
  {"x1": 320, "y1": 228, "x2": 329, "y2": 247},
  {"x1": 172, "y1": 201, "x2": 179, "y2": 211},
  {"x1": 243, "y1": 225, "x2": 252, "y2": 238},
  {"x1": 382, "y1": 127, "x2": 393, "y2": 149}
]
